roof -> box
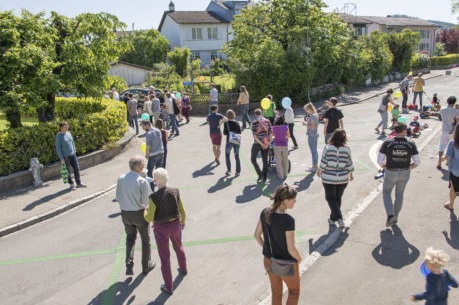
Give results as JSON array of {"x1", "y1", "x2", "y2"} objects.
[
  {"x1": 359, "y1": 16, "x2": 439, "y2": 28},
  {"x1": 110, "y1": 61, "x2": 151, "y2": 71},
  {"x1": 158, "y1": 11, "x2": 228, "y2": 32},
  {"x1": 338, "y1": 13, "x2": 372, "y2": 25}
]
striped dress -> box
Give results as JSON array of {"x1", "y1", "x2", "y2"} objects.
[{"x1": 319, "y1": 145, "x2": 354, "y2": 184}]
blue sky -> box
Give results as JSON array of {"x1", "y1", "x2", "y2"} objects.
[{"x1": 1, "y1": 0, "x2": 457, "y2": 30}]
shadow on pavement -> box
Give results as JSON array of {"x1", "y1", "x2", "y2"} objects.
[
  {"x1": 309, "y1": 226, "x2": 350, "y2": 256},
  {"x1": 108, "y1": 212, "x2": 122, "y2": 218},
  {"x1": 192, "y1": 162, "x2": 217, "y2": 178},
  {"x1": 443, "y1": 210, "x2": 459, "y2": 250},
  {"x1": 293, "y1": 172, "x2": 315, "y2": 192},
  {"x1": 86, "y1": 275, "x2": 146, "y2": 305},
  {"x1": 371, "y1": 225, "x2": 420, "y2": 269},
  {"x1": 23, "y1": 188, "x2": 71, "y2": 211},
  {"x1": 147, "y1": 273, "x2": 186, "y2": 305},
  {"x1": 235, "y1": 184, "x2": 263, "y2": 204},
  {"x1": 208, "y1": 175, "x2": 236, "y2": 193}
]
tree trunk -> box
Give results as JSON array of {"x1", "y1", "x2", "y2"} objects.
[
  {"x1": 5, "y1": 106, "x2": 22, "y2": 128},
  {"x1": 38, "y1": 93, "x2": 55, "y2": 122}
]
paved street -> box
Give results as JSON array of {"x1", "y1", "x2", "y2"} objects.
[{"x1": 1, "y1": 71, "x2": 459, "y2": 305}]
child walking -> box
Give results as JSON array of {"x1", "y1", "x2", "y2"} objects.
[{"x1": 410, "y1": 247, "x2": 458, "y2": 304}]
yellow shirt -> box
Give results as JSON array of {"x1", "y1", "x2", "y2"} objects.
[{"x1": 413, "y1": 77, "x2": 424, "y2": 92}]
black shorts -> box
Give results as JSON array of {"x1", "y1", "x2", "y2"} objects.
[{"x1": 449, "y1": 172, "x2": 459, "y2": 194}]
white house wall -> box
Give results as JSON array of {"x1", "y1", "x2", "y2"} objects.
[
  {"x1": 161, "y1": 16, "x2": 181, "y2": 49},
  {"x1": 110, "y1": 64, "x2": 150, "y2": 86}
]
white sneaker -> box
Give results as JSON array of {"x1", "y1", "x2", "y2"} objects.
[
  {"x1": 306, "y1": 167, "x2": 317, "y2": 172},
  {"x1": 337, "y1": 219, "x2": 345, "y2": 228}
]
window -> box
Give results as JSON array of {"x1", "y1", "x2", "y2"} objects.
[
  {"x1": 191, "y1": 52, "x2": 200, "y2": 61},
  {"x1": 207, "y1": 27, "x2": 218, "y2": 40},
  {"x1": 210, "y1": 51, "x2": 218, "y2": 61},
  {"x1": 420, "y1": 43, "x2": 430, "y2": 51},
  {"x1": 192, "y1": 28, "x2": 202, "y2": 40},
  {"x1": 354, "y1": 27, "x2": 366, "y2": 37}
]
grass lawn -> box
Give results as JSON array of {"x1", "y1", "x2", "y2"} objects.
[
  {"x1": 0, "y1": 112, "x2": 39, "y2": 131},
  {"x1": 200, "y1": 74, "x2": 236, "y2": 92}
]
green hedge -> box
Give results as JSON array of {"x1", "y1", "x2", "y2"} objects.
[
  {"x1": 0, "y1": 98, "x2": 128, "y2": 176},
  {"x1": 431, "y1": 54, "x2": 459, "y2": 66}
]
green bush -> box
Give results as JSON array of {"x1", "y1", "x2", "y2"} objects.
[
  {"x1": 431, "y1": 54, "x2": 459, "y2": 66},
  {"x1": 411, "y1": 53, "x2": 431, "y2": 70},
  {"x1": 0, "y1": 98, "x2": 128, "y2": 176}
]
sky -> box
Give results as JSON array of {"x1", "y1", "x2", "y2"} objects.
[{"x1": 0, "y1": 0, "x2": 457, "y2": 30}]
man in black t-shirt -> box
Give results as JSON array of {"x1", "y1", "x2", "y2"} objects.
[
  {"x1": 377, "y1": 123, "x2": 420, "y2": 227},
  {"x1": 323, "y1": 97, "x2": 344, "y2": 144}
]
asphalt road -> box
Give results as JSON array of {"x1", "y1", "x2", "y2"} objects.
[{"x1": 0, "y1": 74, "x2": 458, "y2": 305}]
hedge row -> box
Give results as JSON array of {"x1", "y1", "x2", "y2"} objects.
[
  {"x1": 431, "y1": 54, "x2": 459, "y2": 66},
  {"x1": 0, "y1": 98, "x2": 128, "y2": 176}
]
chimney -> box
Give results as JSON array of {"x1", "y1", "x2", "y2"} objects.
[{"x1": 169, "y1": 1, "x2": 175, "y2": 12}]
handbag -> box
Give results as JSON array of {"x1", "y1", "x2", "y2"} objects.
[
  {"x1": 227, "y1": 122, "x2": 241, "y2": 145},
  {"x1": 264, "y1": 213, "x2": 296, "y2": 277}
]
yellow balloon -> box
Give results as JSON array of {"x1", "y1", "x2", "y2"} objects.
[
  {"x1": 387, "y1": 104, "x2": 393, "y2": 112},
  {"x1": 199, "y1": 76, "x2": 205, "y2": 82},
  {"x1": 394, "y1": 91, "x2": 402, "y2": 99},
  {"x1": 409, "y1": 71, "x2": 413, "y2": 76},
  {"x1": 140, "y1": 142, "x2": 147, "y2": 154},
  {"x1": 261, "y1": 98, "x2": 271, "y2": 110}
]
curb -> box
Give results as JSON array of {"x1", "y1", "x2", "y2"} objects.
[{"x1": 0, "y1": 184, "x2": 116, "y2": 237}]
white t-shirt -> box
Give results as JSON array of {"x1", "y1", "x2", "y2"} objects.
[
  {"x1": 210, "y1": 88, "x2": 218, "y2": 102},
  {"x1": 284, "y1": 107, "x2": 294, "y2": 124},
  {"x1": 440, "y1": 106, "x2": 459, "y2": 132},
  {"x1": 165, "y1": 98, "x2": 174, "y2": 115}
]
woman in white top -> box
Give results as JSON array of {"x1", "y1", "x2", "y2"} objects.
[
  {"x1": 143, "y1": 96, "x2": 154, "y2": 123},
  {"x1": 284, "y1": 105, "x2": 298, "y2": 149}
]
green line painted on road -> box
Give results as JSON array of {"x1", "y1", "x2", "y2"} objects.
[
  {"x1": 0, "y1": 230, "x2": 317, "y2": 267},
  {"x1": 101, "y1": 233, "x2": 126, "y2": 305}
]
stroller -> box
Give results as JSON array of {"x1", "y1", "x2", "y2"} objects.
[
  {"x1": 268, "y1": 140, "x2": 291, "y2": 173},
  {"x1": 419, "y1": 93, "x2": 442, "y2": 120}
]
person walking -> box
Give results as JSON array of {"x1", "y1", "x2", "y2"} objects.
[
  {"x1": 375, "y1": 89, "x2": 396, "y2": 135},
  {"x1": 116, "y1": 155, "x2": 156, "y2": 276},
  {"x1": 317, "y1": 129, "x2": 354, "y2": 228},
  {"x1": 378, "y1": 123, "x2": 420, "y2": 227},
  {"x1": 141, "y1": 120, "x2": 164, "y2": 190},
  {"x1": 254, "y1": 184, "x2": 302, "y2": 305},
  {"x1": 126, "y1": 93, "x2": 139, "y2": 135},
  {"x1": 236, "y1": 85, "x2": 251, "y2": 129},
  {"x1": 151, "y1": 93, "x2": 161, "y2": 123},
  {"x1": 264, "y1": 94, "x2": 277, "y2": 126},
  {"x1": 55, "y1": 121, "x2": 86, "y2": 190},
  {"x1": 303, "y1": 103, "x2": 319, "y2": 172},
  {"x1": 209, "y1": 83, "x2": 219, "y2": 114},
  {"x1": 251, "y1": 108, "x2": 273, "y2": 183},
  {"x1": 284, "y1": 104, "x2": 298, "y2": 149},
  {"x1": 272, "y1": 116, "x2": 290, "y2": 180},
  {"x1": 323, "y1": 97, "x2": 344, "y2": 144},
  {"x1": 207, "y1": 104, "x2": 225, "y2": 165},
  {"x1": 143, "y1": 95, "x2": 154, "y2": 123},
  {"x1": 438, "y1": 96, "x2": 459, "y2": 169},
  {"x1": 444, "y1": 124, "x2": 459, "y2": 211},
  {"x1": 181, "y1": 92, "x2": 191, "y2": 123},
  {"x1": 144, "y1": 168, "x2": 187, "y2": 295},
  {"x1": 165, "y1": 93, "x2": 180, "y2": 137},
  {"x1": 412, "y1": 72, "x2": 425, "y2": 110},
  {"x1": 223, "y1": 109, "x2": 242, "y2": 176},
  {"x1": 399, "y1": 74, "x2": 412, "y2": 113},
  {"x1": 410, "y1": 247, "x2": 458, "y2": 304},
  {"x1": 155, "y1": 119, "x2": 168, "y2": 169}
]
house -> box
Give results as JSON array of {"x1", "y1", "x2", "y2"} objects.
[
  {"x1": 339, "y1": 14, "x2": 440, "y2": 55},
  {"x1": 158, "y1": 0, "x2": 252, "y2": 66},
  {"x1": 110, "y1": 61, "x2": 151, "y2": 86}
]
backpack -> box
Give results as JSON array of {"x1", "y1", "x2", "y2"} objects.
[{"x1": 172, "y1": 98, "x2": 180, "y2": 115}]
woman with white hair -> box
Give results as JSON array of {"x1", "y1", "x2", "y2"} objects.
[{"x1": 144, "y1": 168, "x2": 187, "y2": 295}]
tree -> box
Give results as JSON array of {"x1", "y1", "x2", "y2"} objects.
[
  {"x1": 225, "y1": 0, "x2": 352, "y2": 101},
  {"x1": 0, "y1": 10, "x2": 131, "y2": 127},
  {"x1": 437, "y1": 29, "x2": 459, "y2": 54},
  {"x1": 167, "y1": 47, "x2": 191, "y2": 78},
  {"x1": 118, "y1": 29, "x2": 169, "y2": 68},
  {"x1": 387, "y1": 29, "x2": 420, "y2": 72}
]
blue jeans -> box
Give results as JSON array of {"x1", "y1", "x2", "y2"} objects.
[
  {"x1": 413, "y1": 91, "x2": 423, "y2": 109},
  {"x1": 64, "y1": 154, "x2": 81, "y2": 186},
  {"x1": 169, "y1": 113, "x2": 179, "y2": 135},
  {"x1": 240, "y1": 104, "x2": 251, "y2": 128},
  {"x1": 383, "y1": 169, "x2": 411, "y2": 220},
  {"x1": 308, "y1": 135, "x2": 318, "y2": 166},
  {"x1": 225, "y1": 142, "x2": 241, "y2": 173},
  {"x1": 147, "y1": 153, "x2": 164, "y2": 189},
  {"x1": 128, "y1": 114, "x2": 139, "y2": 134},
  {"x1": 325, "y1": 133, "x2": 332, "y2": 145},
  {"x1": 376, "y1": 111, "x2": 388, "y2": 130}
]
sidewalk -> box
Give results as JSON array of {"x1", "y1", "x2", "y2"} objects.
[{"x1": 0, "y1": 69, "x2": 448, "y2": 238}]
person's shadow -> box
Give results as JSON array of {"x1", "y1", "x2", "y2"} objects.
[
  {"x1": 236, "y1": 184, "x2": 263, "y2": 204},
  {"x1": 86, "y1": 274, "x2": 146, "y2": 305},
  {"x1": 293, "y1": 172, "x2": 315, "y2": 192},
  {"x1": 192, "y1": 162, "x2": 217, "y2": 178},
  {"x1": 208, "y1": 175, "x2": 236, "y2": 193},
  {"x1": 146, "y1": 273, "x2": 186, "y2": 305},
  {"x1": 308, "y1": 226, "x2": 349, "y2": 256},
  {"x1": 23, "y1": 188, "x2": 71, "y2": 211},
  {"x1": 372, "y1": 226, "x2": 420, "y2": 269},
  {"x1": 443, "y1": 210, "x2": 459, "y2": 250}
]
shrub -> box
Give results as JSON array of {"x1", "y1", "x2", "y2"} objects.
[
  {"x1": 430, "y1": 54, "x2": 459, "y2": 66},
  {"x1": 0, "y1": 98, "x2": 127, "y2": 176},
  {"x1": 411, "y1": 53, "x2": 431, "y2": 70}
]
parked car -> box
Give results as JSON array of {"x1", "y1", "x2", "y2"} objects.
[{"x1": 120, "y1": 88, "x2": 164, "y2": 111}]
